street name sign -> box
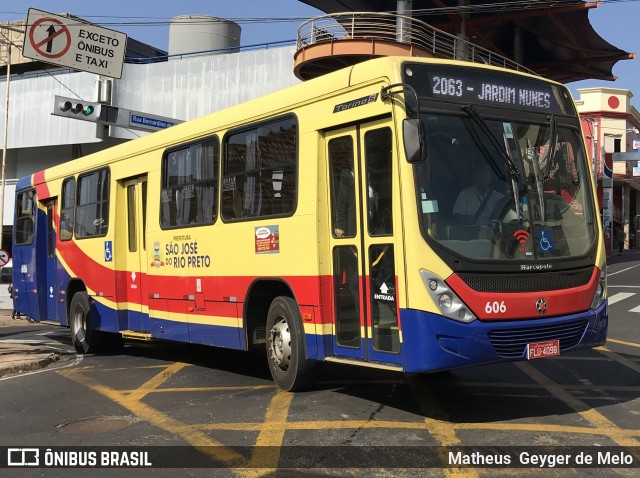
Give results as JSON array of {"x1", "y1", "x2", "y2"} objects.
[
  {"x1": 130, "y1": 114, "x2": 180, "y2": 131},
  {"x1": 22, "y1": 9, "x2": 127, "y2": 78},
  {"x1": 612, "y1": 152, "x2": 640, "y2": 162}
]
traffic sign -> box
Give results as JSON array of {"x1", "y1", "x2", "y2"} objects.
[
  {"x1": 0, "y1": 249, "x2": 10, "y2": 267},
  {"x1": 22, "y1": 9, "x2": 127, "y2": 79}
]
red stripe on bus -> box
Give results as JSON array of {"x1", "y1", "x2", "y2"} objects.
[
  {"x1": 447, "y1": 268, "x2": 599, "y2": 321},
  {"x1": 57, "y1": 239, "x2": 401, "y2": 329},
  {"x1": 57, "y1": 239, "x2": 118, "y2": 296},
  {"x1": 32, "y1": 171, "x2": 51, "y2": 199}
]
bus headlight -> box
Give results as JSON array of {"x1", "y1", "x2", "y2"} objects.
[
  {"x1": 438, "y1": 293, "x2": 453, "y2": 310},
  {"x1": 590, "y1": 266, "x2": 607, "y2": 310},
  {"x1": 420, "y1": 269, "x2": 476, "y2": 323}
]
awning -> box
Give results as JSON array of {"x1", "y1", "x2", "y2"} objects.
[{"x1": 299, "y1": 0, "x2": 634, "y2": 83}]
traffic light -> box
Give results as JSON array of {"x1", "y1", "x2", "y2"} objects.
[{"x1": 53, "y1": 95, "x2": 101, "y2": 123}]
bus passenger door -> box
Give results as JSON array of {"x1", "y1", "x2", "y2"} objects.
[
  {"x1": 359, "y1": 123, "x2": 401, "y2": 364},
  {"x1": 325, "y1": 121, "x2": 401, "y2": 364},
  {"x1": 117, "y1": 176, "x2": 149, "y2": 332},
  {"x1": 326, "y1": 127, "x2": 365, "y2": 359},
  {"x1": 44, "y1": 200, "x2": 60, "y2": 322}
]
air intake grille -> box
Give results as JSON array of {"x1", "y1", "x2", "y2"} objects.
[
  {"x1": 487, "y1": 319, "x2": 588, "y2": 359},
  {"x1": 458, "y1": 268, "x2": 593, "y2": 293}
]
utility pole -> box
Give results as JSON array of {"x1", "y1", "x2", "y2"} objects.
[
  {"x1": 592, "y1": 118, "x2": 598, "y2": 188},
  {"x1": 0, "y1": 39, "x2": 10, "y2": 251},
  {"x1": 0, "y1": 23, "x2": 24, "y2": 251}
]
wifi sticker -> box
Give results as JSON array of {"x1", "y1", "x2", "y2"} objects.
[{"x1": 514, "y1": 229, "x2": 530, "y2": 252}]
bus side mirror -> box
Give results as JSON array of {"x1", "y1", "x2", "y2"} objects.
[{"x1": 403, "y1": 118, "x2": 427, "y2": 163}]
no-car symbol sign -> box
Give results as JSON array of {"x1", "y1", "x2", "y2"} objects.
[
  {"x1": 28, "y1": 17, "x2": 72, "y2": 59},
  {"x1": 0, "y1": 249, "x2": 10, "y2": 267},
  {"x1": 22, "y1": 8, "x2": 127, "y2": 79}
]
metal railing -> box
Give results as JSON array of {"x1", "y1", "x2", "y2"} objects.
[{"x1": 297, "y1": 12, "x2": 536, "y2": 75}]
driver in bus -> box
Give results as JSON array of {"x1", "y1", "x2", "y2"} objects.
[{"x1": 452, "y1": 163, "x2": 503, "y2": 226}]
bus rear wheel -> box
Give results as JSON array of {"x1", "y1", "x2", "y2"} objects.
[
  {"x1": 266, "y1": 296, "x2": 315, "y2": 391},
  {"x1": 69, "y1": 291, "x2": 119, "y2": 353}
]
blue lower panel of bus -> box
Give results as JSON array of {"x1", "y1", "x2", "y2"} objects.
[
  {"x1": 149, "y1": 317, "x2": 245, "y2": 350},
  {"x1": 400, "y1": 302, "x2": 608, "y2": 373},
  {"x1": 91, "y1": 301, "x2": 245, "y2": 350}
]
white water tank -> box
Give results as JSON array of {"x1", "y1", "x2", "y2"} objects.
[{"x1": 168, "y1": 15, "x2": 241, "y2": 58}]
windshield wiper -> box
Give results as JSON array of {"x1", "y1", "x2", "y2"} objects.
[
  {"x1": 540, "y1": 114, "x2": 557, "y2": 182},
  {"x1": 461, "y1": 105, "x2": 521, "y2": 180},
  {"x1": 461, "y1": 104, "x2": 524, "y2": 220},
  {"x1": 528, "y1": 138, "x2": 545, "y2": 221}
]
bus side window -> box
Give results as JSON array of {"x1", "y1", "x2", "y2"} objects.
[
  {"x1": 221, "y1": 117, "x2": 297, "y2": 221},
  {"x1": 60, "y1": 177, "x2": 76, "y2": 241},
  {"x1": 161, "y1": 138, "x2": 219, "y2": 228},
  {"x1": 16, "y1": 217, "x2": 34, "y2": 244},
  {"x1": 329, "y1": 136, "x2": 355, "y2": 238},
  {"x1": 75, "y1": 169, "x2": 110, "y2": 238},
  {"x1": 364, "y1": 127, "x2": 393, "y2": 236},
  {"x1": 15, "y1": 189, "x2": 36, "y2": 245}
]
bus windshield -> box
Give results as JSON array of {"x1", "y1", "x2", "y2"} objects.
[{"x1": 415, "y1": 112, "x2": 597, "y2": 262}]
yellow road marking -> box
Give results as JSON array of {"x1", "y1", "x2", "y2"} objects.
[
  {"x1": 447, "y1": 381, "x2": 640, "y2": 393},
  {"x1": 193, "y1": 419, "x2": 640, "y2": 437},
  {"x1": 119, "y1": 385, "x2": 277, "y2": 394},
  {"x1": 125, "y1": 362, "x2": 189, "y2": 401},
  {"x1": 247, "y1": 391, "x2": 294, "y2": 470},
  {"x1": 596, "y1": 346, "x2": 640, "y2": 374},
  {"x1": 606, "y1": 338, "x2": 640, "y2": 349},
  {"x1": 516, "y1": 363, "x2": 640, "y2": 448},
  {"x1": 407, "y1": 375, "x2": 479, "y2": 478},
  {"x1": 58, "y1": 366, "x2": 254, "y2": 476},
  {"x1": 57, "y1": 356, "x2": 640, "y2": 476}
]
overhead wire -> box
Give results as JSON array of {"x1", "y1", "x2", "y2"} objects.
[
  {"x1": 0, "y1": 0, "x2": 634, "y2": 136},
  {"x1": 1, "y1": 0, "x2": 639, "y2": 30}
]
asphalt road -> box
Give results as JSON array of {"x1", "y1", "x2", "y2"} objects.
[{"x1": 0, "y1": 253, "x2": 639, "y2": 477}]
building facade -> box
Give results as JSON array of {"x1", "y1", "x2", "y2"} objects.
[
  {"x1": 576, "y1": 88, "x2": 640, "y2": 253},
  {"x1": 0, "y1": 31, "x2": 301, "y2": 253}
]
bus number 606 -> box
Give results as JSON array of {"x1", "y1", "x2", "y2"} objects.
[{"x1": 485, "y1": 301, "x2": 507, "y2": 314}]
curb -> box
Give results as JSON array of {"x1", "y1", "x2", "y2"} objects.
[{"x1": 0, "y1": 350, "x2": 61, "y2": 378}]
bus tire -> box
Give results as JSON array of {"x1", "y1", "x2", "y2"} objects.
[
  {"x1": 69, "y1": 291, "x2": 104, "y2": 354},
  {"x1": 266, "y1": 296, "x2": 315, "y2": 391}
]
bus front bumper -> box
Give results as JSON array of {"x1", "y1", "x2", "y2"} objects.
[{"x1": 400, "y1": 301, "x2": 608, "y2": 373}]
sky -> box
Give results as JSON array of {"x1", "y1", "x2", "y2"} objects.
[{"x1": 1, "y1": 0, "x2": 638, "y2": 106}]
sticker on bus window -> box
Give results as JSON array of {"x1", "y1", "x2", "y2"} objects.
[
  {"x1": 537, "y1": 229, "x2": 554, "y2": 253},
  {"x1": 255, "y1": 225, "x2": 279, "y2": 254},
  {"x1": 502, "y1": 122, "x2": 514, "y2": 139},
  {"x1": 104, "y1": 241, "x2": 113, "y2": 262},
  {"x1": 421, "y1": 200, "x2": 439, "y2": 213}
]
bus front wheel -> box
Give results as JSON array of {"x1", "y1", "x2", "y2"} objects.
[
  {"x1": 69, "y1": 291, "x2": 104, "y2": 354},
  {"x1": 266, "y1": 296, "x2": 315, "y2": 391}
]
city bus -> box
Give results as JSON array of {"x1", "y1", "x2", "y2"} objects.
[{"x1": 11, "y1": 55, "x2": 607, "y2": 391}]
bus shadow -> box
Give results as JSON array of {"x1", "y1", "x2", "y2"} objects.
[
  {"x1": 332, "y1": 349, "x2": 640, "y2": 424},
  {"x1": 42, "y1": 330, "x2": 640, "y2": 425}
]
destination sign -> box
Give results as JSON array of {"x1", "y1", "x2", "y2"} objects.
[{"x1": 404, "y1": 64, "x2": 573, "y2": 115}]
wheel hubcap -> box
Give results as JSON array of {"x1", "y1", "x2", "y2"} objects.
[
  {"x1": 268, "y1": 316, "x2": 291, "y2": 371},
  {"x1": 73, "y1": 307, "x2": 86, "y2": 342}
]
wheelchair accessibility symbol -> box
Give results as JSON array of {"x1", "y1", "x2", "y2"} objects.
[
  {"x1": 104, "y1": 241, "x2": 113, "y2": 262},
  {"x1": 537, "y1": 230, "x2": 554, "y2": 253}
]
